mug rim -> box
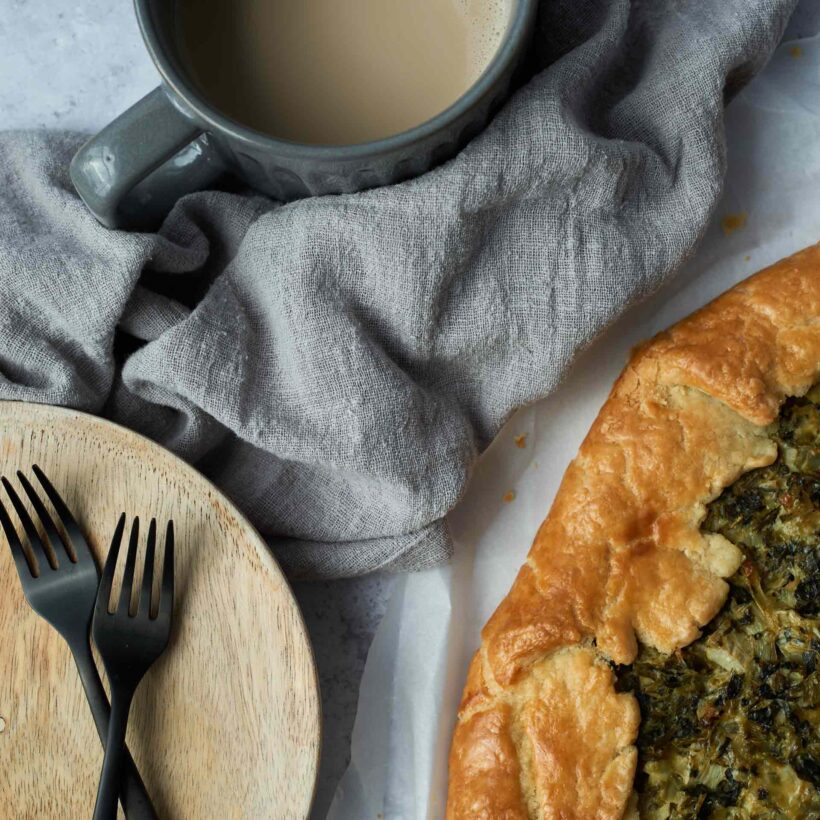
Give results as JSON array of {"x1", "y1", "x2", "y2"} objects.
[{"x1": 134, "y1": 0, "x2": 537, "y2": 161}]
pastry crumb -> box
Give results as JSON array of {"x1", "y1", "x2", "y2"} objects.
[
  {"x1": 514, "y1": 434, "x2": 527, "y2": 448},
  {"x1": 789, "y1": 45, "x2": 803, "y2": 59},
  {"x1": 502, "y1": 490, "x2": 516, "y2": 503},
  {"x1": 744, "y1": 254, "x2": 751, "y2": 261},
  {"x1": 721, "y1": 212, "x2": 747, "y2": 236}
]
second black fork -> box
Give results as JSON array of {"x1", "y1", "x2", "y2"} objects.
[{"x1": 93, "y1": 514, "x2": 174, "y2": 820}]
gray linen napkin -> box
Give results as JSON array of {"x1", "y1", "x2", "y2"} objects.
[{"x1": 0, "y1": 0, "x2": 795, "y2": 578}]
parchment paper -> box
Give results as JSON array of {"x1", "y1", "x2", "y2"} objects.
[{"x1": 327, "y1": 27, "x2": 820, "y2": 820}]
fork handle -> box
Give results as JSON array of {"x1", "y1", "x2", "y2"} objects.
[
  {"x1": 72, "y1": 645, "x2": 157, "y2": 820},
  {"x1": 94, "y1": 686, "x2": 136, "y2": 820}
]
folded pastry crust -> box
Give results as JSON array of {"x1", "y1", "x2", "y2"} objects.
[{"x1": 446, "y1": 244, "x2": 820, "y2": 818}]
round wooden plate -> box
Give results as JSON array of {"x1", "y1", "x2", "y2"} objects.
[{"x1": 0, "y1": 401, "x2": 320, "y2": 819}]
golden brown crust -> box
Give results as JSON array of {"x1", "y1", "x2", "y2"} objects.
[
  {"x1": 522, "y1": 650, "x2": 639, "y2": 819},
  {"x1": 447, "y1": 705, "x2": 529, "y2": 820},
  {"x1": 447, "y1": 245, "x2": 820, "y2": 819}
]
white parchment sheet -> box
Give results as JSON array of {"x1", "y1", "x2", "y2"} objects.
[{"x1": 328, "y1": 30, "x2": 820, "y2": 820}]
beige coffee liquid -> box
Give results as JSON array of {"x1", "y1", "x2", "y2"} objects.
[{"x1": 175, "y1": 0, "x2": 512, "y2": 145}]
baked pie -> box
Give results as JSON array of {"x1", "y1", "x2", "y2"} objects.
[{"x1": 447, "y1": 245, "x2": 820, "y2": 818}]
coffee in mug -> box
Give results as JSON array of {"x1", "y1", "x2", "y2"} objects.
[{"x1": 175, "y1": 0, "x2": 513, "y2": 145}]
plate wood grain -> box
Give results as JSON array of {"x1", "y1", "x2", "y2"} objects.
[{"x1": 0, "y1": 401, "x2": 320, "y2": 819}]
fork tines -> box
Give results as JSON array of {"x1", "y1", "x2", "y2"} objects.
[
  {"x1": 0, "y1": 465, "x2": 93, "y2": 578},
  {"x1": 97, "y1": 515, "x2": 174, "y2": 621}
]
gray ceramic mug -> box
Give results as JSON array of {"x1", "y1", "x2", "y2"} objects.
[{"x1": 71, "y1": 0, "x2": 538, "y2": 230}]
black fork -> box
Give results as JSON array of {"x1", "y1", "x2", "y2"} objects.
[
  {"x1": 0, "y1": 466, "x2": 157, "y2": 819},
  {"x1": 93, "y1": 515, "x2": 174, "y2": 820}
]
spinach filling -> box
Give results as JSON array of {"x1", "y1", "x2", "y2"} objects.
[{"x1": 618, "y1": 384, "x2": 820, "y2": 818}]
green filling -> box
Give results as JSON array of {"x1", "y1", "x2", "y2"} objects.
[{"x1": 618, "y1": 384, "x2": 820, "y2": 819}]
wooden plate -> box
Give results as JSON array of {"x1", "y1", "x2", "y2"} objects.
[{"x1": 0, "y1": 402, "x2": 320, "y2": 818}]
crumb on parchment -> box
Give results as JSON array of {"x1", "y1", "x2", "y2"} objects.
[
  {"x1": 514, "y1": 434, "x2": 527, "y2": 448},
  {"x1": 790, "y1": 45, "x2": 803, "y2": 58},
  {"x1": 721, "y1": 212, "x2": 747, "y2": 236},
  {"x1": 503, "y1": 490, "x2": 516, "y2": 503}
]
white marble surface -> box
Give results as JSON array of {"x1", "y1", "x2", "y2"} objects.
[
  {"x1": 0, "y1": 0, "x2": 156, "y2": 132},
  {"x1": 2, "y1": 1, "x2": 818, "y2": 818},
  {"x1": 291, "y1": 575, "x2": 393, "y2": 818}
]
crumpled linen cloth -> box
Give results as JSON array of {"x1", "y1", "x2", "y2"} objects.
[{"x1": 0, "y1": 0, "x2": 795, "y2": 578}]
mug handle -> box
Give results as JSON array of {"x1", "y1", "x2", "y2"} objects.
[{"x1": 70, "y1": 87, "x2": 225, "y2": 230}]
